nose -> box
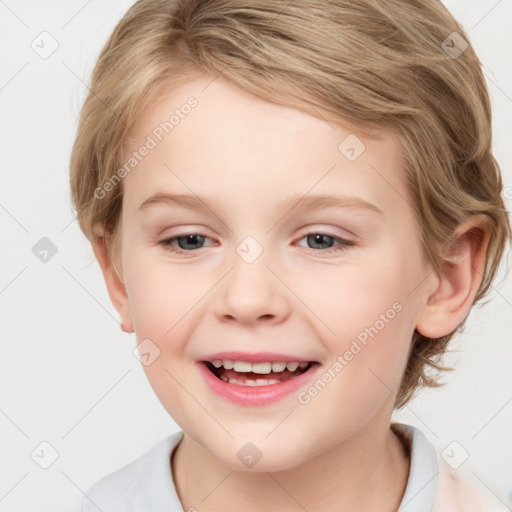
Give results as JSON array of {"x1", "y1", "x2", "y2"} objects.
[{"x1": 214, "y1": 246, "x2": 290, "y2": 326}]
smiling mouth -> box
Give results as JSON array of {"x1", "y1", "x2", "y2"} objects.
[{"x1": 203, "y1": 360, "x2": 317, "y2": 386}]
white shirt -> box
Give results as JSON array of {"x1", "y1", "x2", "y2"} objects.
[{"x1": 82, "y1": 423, "x2": 507, "y2": 511}]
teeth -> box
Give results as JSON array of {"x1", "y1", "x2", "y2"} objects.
[
  {"x1": 226, "y1": 377, "x2": 282, "y2": 386},
  {"x1": 271, "y1": 362, "x2": 286, "y2": 372},
  {"x1": 233, "y1": 361, "x2": 252, "y2": 372},
  {"x1": 212, "y1": 359, "x2": 309, "y2": 373},
  {"x1": 252, "y1": 362, "x2": 272, "y2": 374}
]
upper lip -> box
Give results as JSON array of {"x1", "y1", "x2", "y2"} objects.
[{"x1": 198, "y1": 351, "x2": 317, "y2": 363}]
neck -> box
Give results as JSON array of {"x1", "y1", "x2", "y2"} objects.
[{"x1": 171, "y1": 420, "x2": 410, "y2": 512}]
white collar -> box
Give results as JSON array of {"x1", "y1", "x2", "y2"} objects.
[
  {"x1": 83, "y1": 423, "x2": 438, "y2": 511},
  {"x1": 392, "y1": 422, "x2": 438, "y2": 511}
]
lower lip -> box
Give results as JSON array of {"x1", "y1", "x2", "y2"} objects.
[{"x1": 197, "y1": 362, "x2": 319, "y2": 406}]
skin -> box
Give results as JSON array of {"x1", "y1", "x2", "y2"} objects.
[{"x1": 93, "y1": 73, "x2": 489, "y2": 511}]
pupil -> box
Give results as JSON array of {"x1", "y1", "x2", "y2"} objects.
[
  {"x1": 309, "y1": 234, "x2": 332, "y2": 249},
  {"x1": 179, "y1": 234, "x2": 204, "y2": 250}
]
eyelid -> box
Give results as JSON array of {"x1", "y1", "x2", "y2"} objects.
[
  {"x1": 155, "y1": 225, "x2": 211, "y2": 240},
  {"x1": 294, "y1": 224, "x2": 358, "y2": 242},
  {"x1": 293, "y1": 232, "x2": 355, "y2": 253}
]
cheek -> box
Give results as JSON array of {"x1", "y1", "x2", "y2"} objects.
[
  {"x1": 124, "y1": 252, "x2": 209, "y2": 341},
  {"x1": 123, "y1": 255, "x2": 201, "y2": 422},
  {"x1": 302, "y1": 253, "x2": 414, "y2": 343},
  {"x1": 300, "y1": 250, "x2": 417, "y2": 395},
  {"x1": 290, "y1": 300, "x2": 412, "y2": 454}
]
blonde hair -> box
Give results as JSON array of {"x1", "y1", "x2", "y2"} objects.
[{"x1": 69, "y1": 0, "x2": 510, "y2": 408}]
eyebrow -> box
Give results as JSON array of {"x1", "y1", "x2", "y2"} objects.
[{"x1": 137, "y1": 192, "x2": 383, "y2": 216}]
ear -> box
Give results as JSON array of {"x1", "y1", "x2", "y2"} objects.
[
  {"x1": 91, "y1": 223, "x2": 134, "y2": 334},
  {"x1": 415, "y1": 215, "x2": 490, "y2": 338}
]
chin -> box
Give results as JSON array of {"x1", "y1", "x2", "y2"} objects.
[{"x1": 199, "y1": 435, "x2": 313, "y2": 473}]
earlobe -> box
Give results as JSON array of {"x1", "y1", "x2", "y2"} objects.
[
  {"x1": 415, "y1": 215, "x2": 490, "y2": 339},
  {"x1": 92, "y1": 223, "x2": 135, "y2": 334}
]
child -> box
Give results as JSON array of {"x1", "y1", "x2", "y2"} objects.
[{"x1": 69, "y1": 0, "x2": 510, "y2": 510}]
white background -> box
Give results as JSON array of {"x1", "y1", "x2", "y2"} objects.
[{"x1": 0, "y1": 1, "x2": 511, "y2": 510}]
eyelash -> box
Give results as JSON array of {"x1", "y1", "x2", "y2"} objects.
[{"x1": 158, "y1": 232, "x2": 355, "y2": 256}]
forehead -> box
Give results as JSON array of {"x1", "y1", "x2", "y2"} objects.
[{"x1": 122, "y1": 75, "x2": 408, "y2": 219}]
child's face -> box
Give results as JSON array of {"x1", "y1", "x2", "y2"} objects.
[{"x1": 115, "y1": 74, "x2": 433, "y2": 470}]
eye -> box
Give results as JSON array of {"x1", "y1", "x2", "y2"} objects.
[
  {"x1": 158, "y1": 231, "x2": 355, "y2": 256},
  {"x1": 296, "y1": 233, "x2": 355, "y2": 254},
  {"x1": 159, "y1": 233, "x2": 215, "y2": 254}
]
